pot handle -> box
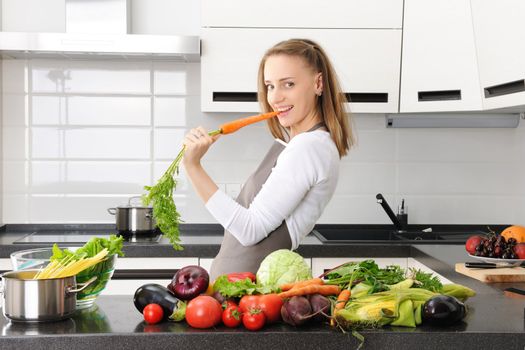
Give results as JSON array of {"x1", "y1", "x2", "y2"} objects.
[
  {"x1": 107, "y1": 208, "x2": 117, "y2": 215},
  {"x1": 66, "y1": 276, "x2": 98, "y2": 294}
]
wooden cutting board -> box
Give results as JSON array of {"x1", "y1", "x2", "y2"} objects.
[{"x1": 455, "y1": 263, "x2": 525, "y2": 283}]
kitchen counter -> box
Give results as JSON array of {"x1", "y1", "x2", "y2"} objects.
[{"x1": 1, "y1": 225, "x2": 525, "y2": 349}]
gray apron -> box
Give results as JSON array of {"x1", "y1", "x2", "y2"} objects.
[{"x1": 210, "y1": 122, "x2": 326, "y2": 280}]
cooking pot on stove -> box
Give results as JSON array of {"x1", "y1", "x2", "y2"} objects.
[{"x1": 107, "y1": 196, "x2": 157, "y2": 233}]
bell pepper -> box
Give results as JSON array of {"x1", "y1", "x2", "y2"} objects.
[{"x1": 227, "y1": 272, "x2": 256, "y2": 283}]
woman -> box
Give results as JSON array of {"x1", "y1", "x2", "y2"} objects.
[{"x1": 183, "y1": 39, "x2": 354, "y2": 280}]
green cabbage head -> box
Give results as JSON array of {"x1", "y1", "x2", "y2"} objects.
[{"x1": 256, "y1": 249, "x2": 312, "y2": 288}]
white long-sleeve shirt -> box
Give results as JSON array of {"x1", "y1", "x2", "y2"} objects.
[{"x1": 205, "y1": 129, "x2": 340, "y2": 249}]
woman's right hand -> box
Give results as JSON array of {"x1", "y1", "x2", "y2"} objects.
[{"x1": 182, "y1": 126, "x2": 220, "y2": 169}]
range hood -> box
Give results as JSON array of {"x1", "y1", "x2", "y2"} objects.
[{"x1": 0, "y1": 0, "x2": 200, "y2": 61}]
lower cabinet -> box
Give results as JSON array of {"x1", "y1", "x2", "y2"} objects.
[{"x1": 103, "y1": 257, "x2": 199, "y2": 295}]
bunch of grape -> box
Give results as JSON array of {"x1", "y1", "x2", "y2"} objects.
[{"x1": 474, "y1": 234, "x2": 517, "y2": 259}]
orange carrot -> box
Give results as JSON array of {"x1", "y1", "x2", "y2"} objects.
[
  {"x1": 278, "y1": 284, "x2": 340, "y2": 299},
  {"x1": 217, "y1": 111, "x2": 279, "y2": 135},
  {"x1": 279, "y1": 278, "x2": 324, "y2": 292},
  {"x1": 330, "y1": 289, "x2": 351, "y2": 326},
  {"x1": 335, "y1": 289, "x2": 351, "y2": 310}
]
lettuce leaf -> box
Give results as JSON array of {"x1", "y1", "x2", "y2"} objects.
[{"x1": 50, "y1": 234, "x2": 124, "y2": 262}]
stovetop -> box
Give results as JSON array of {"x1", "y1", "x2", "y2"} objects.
[{"x1": 13, "y1": 231, "x2": 162, "y2": 244}]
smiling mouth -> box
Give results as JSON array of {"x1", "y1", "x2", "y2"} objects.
[{"x1": 276, "y1": 106, "x2": 294, "y2": 114}]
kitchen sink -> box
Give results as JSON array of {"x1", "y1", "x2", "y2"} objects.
[
  {"x1": 312, "y1": 229, "x2": 401, "y2": 243},
  {"x1": 311, "y1": 224, "x2": 495, "y2": 244}
]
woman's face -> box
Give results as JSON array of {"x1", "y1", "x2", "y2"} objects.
[{"x1": 264, "y1": 54, "x2": 322, "y2": 133}]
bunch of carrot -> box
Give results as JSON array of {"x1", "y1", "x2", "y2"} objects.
[
  {"x1": 278, "y1": 278, "x2": 341, "y2": 299},
  {"x1": 142, "y1": 111, "x2": 280, "y2": 251}
]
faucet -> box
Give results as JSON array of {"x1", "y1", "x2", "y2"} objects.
[{"x1": 376, "y1": 193, "x2": 406, "y2": 233}]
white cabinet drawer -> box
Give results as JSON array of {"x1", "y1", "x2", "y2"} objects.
[
  {"x1": 201, "y1": 28, "x2": 401, "y2": 113},
  {"x1": 202, "y1": 0, "x2": 403, "y2": 29},
  {"x1": 103, "y1": 279, "x2": 172, "y2": 296},
  {"x1": 0, "y1": 259, "x2": 13, "y2": 271},
  {"x1": 199, "y1": 258, "x2": 312, "y2": 276},
  {"x1": 400, "y1": 0, "x2": 482, "y2": 112},
  {"x1": 471, "y1": 0, "x2": 525, "y2": 110},
  {"x1": 406, "y1": 258, "x2": 452, "y2": 284},
  {"x1": 115, "y1": 257, "x2": 199, "y2": 270}
]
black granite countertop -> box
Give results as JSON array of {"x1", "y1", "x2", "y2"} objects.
[{"x1": 1, "y1": 224, "x2": 524, "y2": 349}]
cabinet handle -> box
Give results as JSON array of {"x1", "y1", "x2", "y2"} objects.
[
  {"x1": 212, "y1": 92, "x2": 389, "y2": 103},
  {"x1": 213, "y1": 92, "x2": 257, "y2": 102},
  {"x1": 418, "y1": 90, "x2": 461, "y2": 102},
  {"x1": 344, "y1": 92, "x2": 388, "y2": 103},
  {"x1": 484, "y1": 79, "x2": 525, "y2": 98},
  {"x1": 112, "y1": 269, "x2": 178, "y2": 280}
]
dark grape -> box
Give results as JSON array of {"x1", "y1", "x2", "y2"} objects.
[
  {"x1": 508, "y1": 238, "x2": 517, "y2": 244},
  {"x1": 476, "y1": 244, "x2": 484, "y2": 252},
  {"x1": 494, "y1": 247, "x2": 502, "y2": 256},
  {"x1": 502, "y1": 252, "x2": 510, "y2": 259}
]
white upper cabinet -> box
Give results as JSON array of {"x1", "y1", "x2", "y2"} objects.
[
  {"x1": 400, "y1": 0, "x2": 482, "y2": 112},
  {"x1": 201, "y1": 28, "x2": 401, "y2": 113},
  {"x1": 471, "y1": 0, "x2": 525, "y2": 111},
  {"x1": 202, "y1": 0, "x2": 403, "y2": 29}
]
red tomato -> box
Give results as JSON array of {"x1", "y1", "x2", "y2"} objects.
[
  {"x1": 227, "y1": 272, "x2": 256, "y2": 282},
  {"x1": 258, "y1": 294, "x2": 283, "y2": 323},
  {"x1": 242, "y1": 309, "x2": 266, "y2": 331},
  {"x1": 222, "y1": 305, "x2": 242, "y2": 328},
  {"x1": 143, "y1": 303, "x2": 164, "y2": 325},
  {"x1": 222, "y1": 300, "x2": 237, "y2": 310},
  {"x1": 186, "y1": 296, "x2": 222, "y2": 329},
  {"x1": 239, "y1": 295, "x2": 260, "y2": 313}
]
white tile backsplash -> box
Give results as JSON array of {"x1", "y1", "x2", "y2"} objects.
[
  {"x1": 2, "y1": 59, "x2": 525, "y2": 225},
  {"x1": 65, "y1": 128, "x2": 151, "y2": 159},
  {"x1": 32, "y1": 96, "x2": 152, "y2": 126},
  {"x1": 154, "y1": 97, "x2": 187, "y2": 126},
  {"x1": 153, "y1": 128, "x2": 186, "y2": 160},
  {"x1": 31, "y1": 60, "x2": 151, "y2": 94}
]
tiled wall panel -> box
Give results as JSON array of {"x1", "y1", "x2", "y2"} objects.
[{"x1": 2, "y1": 59, "x2": 525, "y2": 225}]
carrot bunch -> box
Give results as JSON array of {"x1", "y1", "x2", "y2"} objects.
[
  {"x1": 278, "y1": 278, "x2": 340, "y2": 299},
  {"x1": 142, "y1": 111, "x2": 280, "y2": 251}
]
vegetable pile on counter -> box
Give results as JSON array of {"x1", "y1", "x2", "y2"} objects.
[
  {"x1": 132, "y1": 250, "x2": 476, "y2": 340},
  {"x1": 141, "y1": 111, "x2": 279, "y2": 251}
]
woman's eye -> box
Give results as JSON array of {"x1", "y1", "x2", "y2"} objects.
[
  {"x1": 285, "y1": 82, "x2": 295, "y2": 88},
  {"x1": 266, "y1": 84, "x2": 274, "y2": 90}
]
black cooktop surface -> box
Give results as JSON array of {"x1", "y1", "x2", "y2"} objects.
[{"x1": 13, "y1": 231, "x2": 162, "y2": 244}]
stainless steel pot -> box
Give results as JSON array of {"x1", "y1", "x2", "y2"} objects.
[
  {"x1": 0, "y1": 270, "x2": 96, "y2": 322},
  {"x1": 107, "y1": 196, "x2": 156, "y2": 232}
]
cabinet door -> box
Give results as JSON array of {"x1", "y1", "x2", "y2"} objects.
[
  {"x1": 104, "y1": 257, "x2": 198, "y2": 295},
  {"x1": 202, "y1": 0, "x2": 403, "y2": 29},
  {"x1": 311, "y1": 257, "x2": 408, "y2": 278},
  {"x1": 400, "y1": 0, "x2": 482, "y2": 112},
  {"x1": 201, "y1": 28, "x2": 401, "y2": 113},
  {"x1": 471, "y1": 0, "x2": 525, "y2": 110},
  {"x1": 199, "y1": 258, "x2": 312, "y2": 275}
]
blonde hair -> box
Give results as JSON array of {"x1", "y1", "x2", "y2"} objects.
[{"x1": 257, "y1": 38, "x2": 354, "y2": 158}]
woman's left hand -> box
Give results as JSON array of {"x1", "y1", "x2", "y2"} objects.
[{"x1": 182, "y1": 127, "x2": 220, "y2": 168}]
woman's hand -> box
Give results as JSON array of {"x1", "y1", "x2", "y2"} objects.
[{"x1": 182, "y1": 126, "x2": 220, "y2": 169}]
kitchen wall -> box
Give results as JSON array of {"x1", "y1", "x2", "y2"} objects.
[{"x1": 1, "y1": 0, "x2": 524, "y2": 226}]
